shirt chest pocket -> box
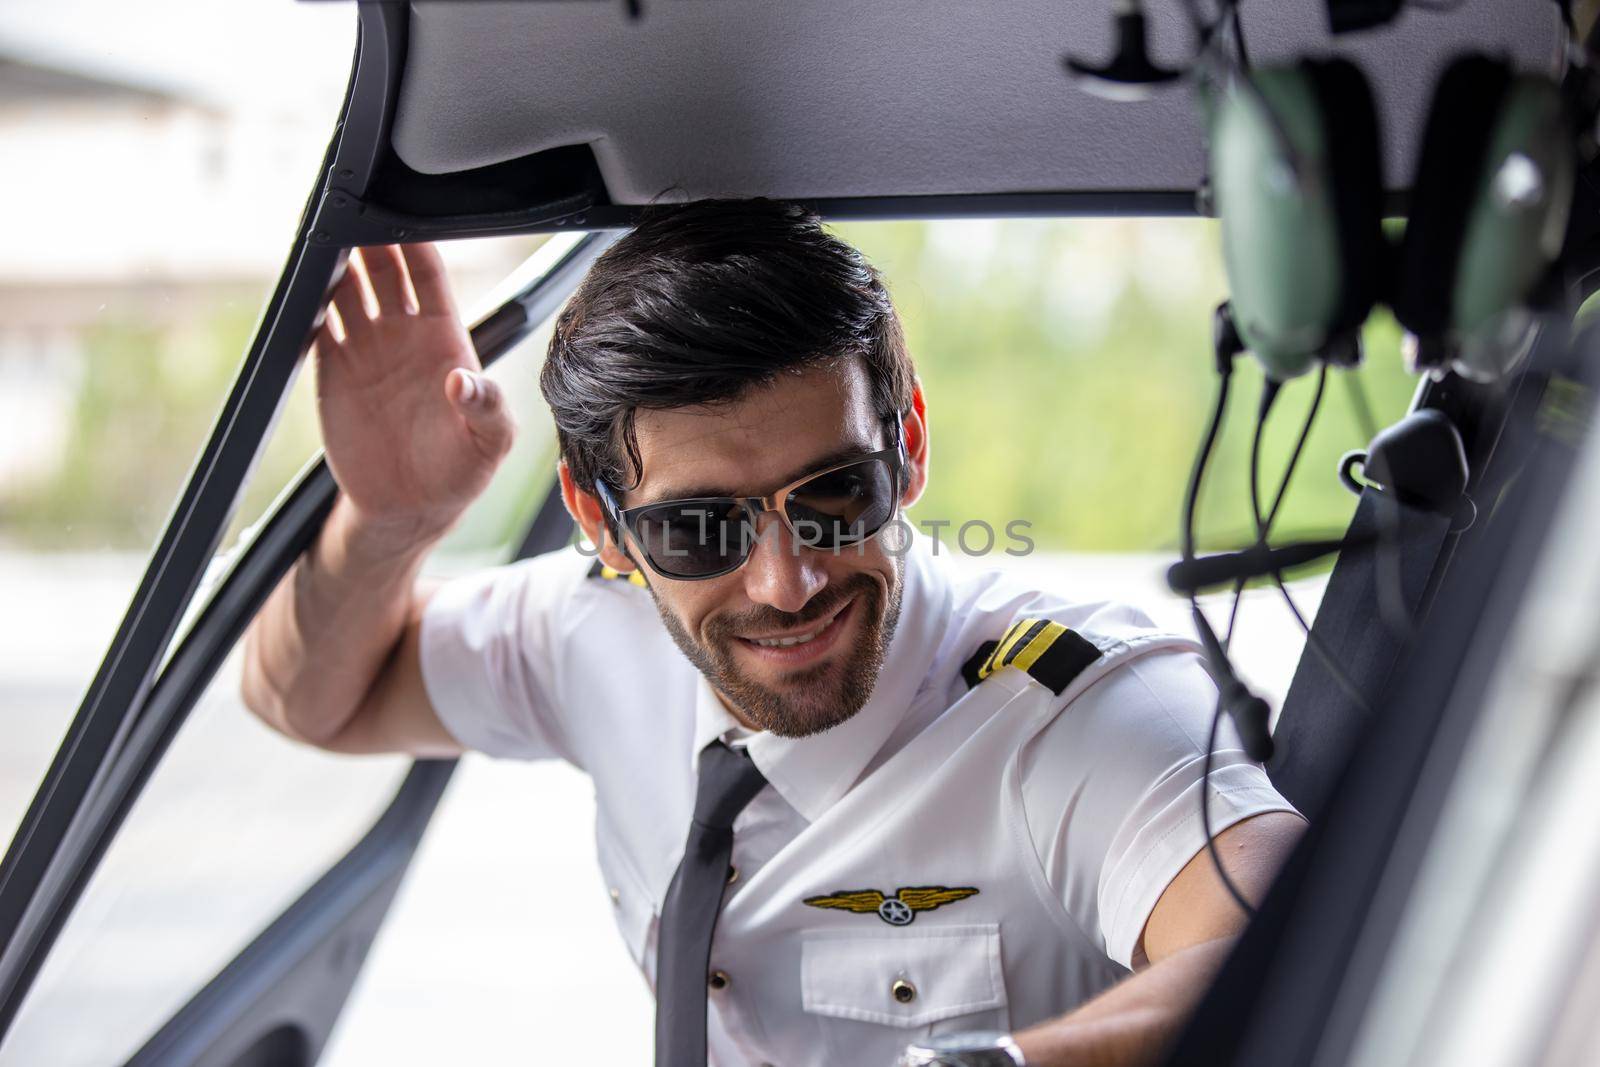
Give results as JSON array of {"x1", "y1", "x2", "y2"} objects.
[{"x1": 800, "y1": 924, "x2": 1009, "y2": 1032}]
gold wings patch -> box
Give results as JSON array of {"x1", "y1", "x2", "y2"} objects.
[{"x1": 803, "y1": 886, "x2": 979, "y2": 925}]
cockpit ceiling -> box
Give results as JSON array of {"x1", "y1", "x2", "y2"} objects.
[{"x1": 391, "y1": 0, "x2": 1562, "y2": 205}]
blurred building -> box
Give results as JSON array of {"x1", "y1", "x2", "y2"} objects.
[{"x1": 0, "y1": 44, "x2": 531, "y2": 499}]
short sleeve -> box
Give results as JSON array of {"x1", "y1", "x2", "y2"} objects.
[
  {"x1": 1017, "y1": 648, "x2": 1303, "y2": 969},
  {"x1": 418, "y1": 548, "x2": 586, "y2": 764}
]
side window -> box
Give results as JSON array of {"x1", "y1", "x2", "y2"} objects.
[
  {"x1": 0, "y1": 233, "x2": 562, "y2": 1066},
  {"x1": 0, "y1": 0, "x2": 357, "y2": 871},
  {"x1": 0, "y1": 358, "x2": 412, "y2": 1065}
]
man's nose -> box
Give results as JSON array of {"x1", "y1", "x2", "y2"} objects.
[{"x1": 741, "y1": 513, "x2": 828, "y2": 614}]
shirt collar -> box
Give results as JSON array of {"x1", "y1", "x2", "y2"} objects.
[{"x1": 691, "y1": 529, "x2": 953, "y2": 822}]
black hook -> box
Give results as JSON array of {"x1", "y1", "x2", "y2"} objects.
[
  {"x1": 1063, "y1": 0, "x2": 1184, "y2": 102},
  {"x1": 1339, "y1": 409, "x2": 1476, "y2": 529}
]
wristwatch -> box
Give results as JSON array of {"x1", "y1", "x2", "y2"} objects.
[{"x1": 896, "y1": 1030, "x2": 1027, "y2": 1066}]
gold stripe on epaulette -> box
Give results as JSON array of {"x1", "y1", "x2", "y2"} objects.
[
  {"x1": 961, "y1": 617, "x2": 1102, "y2": 696},
  {"x1": 989, "y1": 619, "x2": 1043, "y2": 674},
  {"x1": 1011, "y1": 621, "x2": 1069, "y2": 673}
]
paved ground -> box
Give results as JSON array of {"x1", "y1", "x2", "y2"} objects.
[{"x1": 0, "y1": 550, "x2": 1318, "y2": 1066}]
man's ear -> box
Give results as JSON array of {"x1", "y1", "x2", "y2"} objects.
[
  {"x1": 899, "y1": 378, "x2": 930, "y2": 509},
  {"x1": 557, "y1": 460, "x2": 638, "y2": 573}
]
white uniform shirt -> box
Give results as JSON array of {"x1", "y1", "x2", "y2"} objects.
[{"x1": 420, "y1": 533, "x2": 1300, "y2": 1065}]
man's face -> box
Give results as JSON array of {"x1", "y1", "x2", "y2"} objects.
[{"x1": 589, "y1": 361, "x2": 923, "y2": 738}]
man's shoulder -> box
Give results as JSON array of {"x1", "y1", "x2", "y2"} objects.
[
  {"x1": 887, "y1": 558, "x2": 1216, "y2": 823},
  {"x1": 939, "y1": 558, "x2": 1199, "y2": 694},
  {"x1": 426, "y1": 545, "x2": 666, "y2": 654},
  {"x1": 473, "y1": 545, "x2": 654, "y2": 607}
]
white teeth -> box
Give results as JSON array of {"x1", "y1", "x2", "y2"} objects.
[{"x1": 752, "y1": 628, "x2": 821, "y2": 648}]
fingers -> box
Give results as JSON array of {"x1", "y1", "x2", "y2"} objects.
[
  {"x1": 320, "y1": 243, "x2": 454, "y2": 356},
  {"x1": 330, "y1": 266, "x2": 372, "y2": 343},
  {"x1": 357, "y1": 245, "x2": 416, "y2": 315},
  {"x1": 447, "y1": 368, "x2": 515, "y2": 459},
  {"x1": 312, "y1": 318, "x2": 341, "y2": 358},
  {"x1": 398, "y1": 242, "x2": 458, "y2": 317}
]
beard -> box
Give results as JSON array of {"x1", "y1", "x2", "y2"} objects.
[{"x1": 653, "y1": 564, "x2": 904, "y2": 739}]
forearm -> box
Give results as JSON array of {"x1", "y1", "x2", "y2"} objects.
[
  {"x1": 1012, "y1": 937, "x2": 1233, "y2": 1067},
  {"x1": 241, "y1": 494, "x2": 444, "y2": 745}
]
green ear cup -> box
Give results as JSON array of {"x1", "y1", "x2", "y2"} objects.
[
  {"x1": 1210, "y1": 68, "x2": 1338, "y2": 381},
  {"x1": 1208, "y1": 62, "x2": 1381, "y2": 381},
  {"x1": 1450, "y1": 74, "x2": 1575, "y2": 381},
  {"x1": 1210, "y1": 52, "x2": 1573, "y2": 388},
  {"x1": 1395, "y1": 56, "x2": 1575, "y2": 383}
]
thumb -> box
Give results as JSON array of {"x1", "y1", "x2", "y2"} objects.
[
  {"x1": 447, "y1": 367, "x2": 502, "y2": 412},
  {"x1": 447, "y1": 369, "x2": 514, "y2": 452}
]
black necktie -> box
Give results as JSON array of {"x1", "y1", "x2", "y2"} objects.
[{"x1": 655, "y1": 740, "x2": 768, "y2": 1067}]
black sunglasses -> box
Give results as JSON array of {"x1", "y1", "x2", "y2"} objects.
[{"x1": 594, "y1": 424, "x2": 907, "y2": 581}]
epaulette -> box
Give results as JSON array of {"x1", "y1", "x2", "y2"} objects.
[
  {"x1": 961, "y1": 618, "x2": 1101, "y2": 695},
  {"x1": 587, "y1": 559, "x2": 648, "y2": 587}
]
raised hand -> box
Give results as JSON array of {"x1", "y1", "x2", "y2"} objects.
[{"x1": 311, "y1": 244, "x2": 516, "y2": 547}]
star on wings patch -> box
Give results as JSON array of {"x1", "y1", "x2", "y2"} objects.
[{"x1": 803, "y1": 886, "x2": 980, "y2": 926}]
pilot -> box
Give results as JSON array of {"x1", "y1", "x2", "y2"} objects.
[{"x1": 242, "y1": 198, "x2": 1304, "y2": 1067}]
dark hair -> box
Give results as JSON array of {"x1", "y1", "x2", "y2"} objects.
[{"x1": 541, "y1": 198, "x2": 914, "y2": 495}]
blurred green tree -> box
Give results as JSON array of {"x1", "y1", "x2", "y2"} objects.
[{"x1": 3, "y1": 303, "x2": 321, "y2": 553}]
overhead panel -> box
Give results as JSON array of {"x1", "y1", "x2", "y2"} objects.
[{"x1": 391, "y1": 0, "x2": 1562, "y2": 204}]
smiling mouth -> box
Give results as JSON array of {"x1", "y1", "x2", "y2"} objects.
[
  {"x1": 752, "y1": 630, "x2": 825, "y2": 648},
  {"x1": 733, "y1": 598, "x2": 856, "y2": 662}
]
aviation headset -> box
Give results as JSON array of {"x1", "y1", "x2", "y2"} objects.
[
  {"x1": 1177, "y1": 48, "x2": 1577, "y2": 763},
  {"x1": 1208, "y1": 52, "x2": 1577, "y2": 384},
  {"x1": 1067, "y1": 2, "x2": 1585, "y2": 917}
]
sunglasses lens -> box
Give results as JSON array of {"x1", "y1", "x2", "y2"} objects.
[
  {"x1": 785, "y1": 457, "x2": 898, "y2": 549},
  {"x1": 621, "y1": 452, "x2": 900, "y2": 580},
  {"x1": 631, "y1": 500, "x2": 752, "y2": 578}
]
